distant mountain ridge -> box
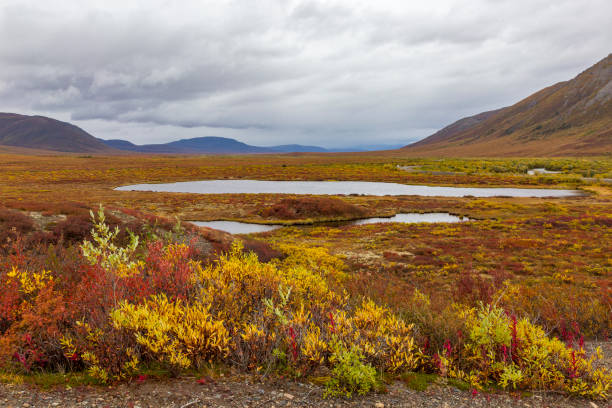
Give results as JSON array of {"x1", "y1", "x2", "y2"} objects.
[
  {"x1": 0, "y1": 112, "x2": 391, "y2": 154},
  {"x1": 99, "y1": 138, "x2": 404, "y2": 154},
  {"x1": 0, "y1": 113, "x2": 330, "y2": 154},
  {"x1": 0, "y1": 113, "x2": 115, "y2": 153},
  {"x1": 403, "y1": 54, "x2": 612, "y2": 156},
  {"x1": 99, "y1": 137, "x2": 329, "y2": 154}
]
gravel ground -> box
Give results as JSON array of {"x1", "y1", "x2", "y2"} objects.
[
  {"x1": 1, "y1": 343, "x2": 610, "y2": 408},
  {"x1": 1, "y1": 376, "x2": 610, "y2": 408}
]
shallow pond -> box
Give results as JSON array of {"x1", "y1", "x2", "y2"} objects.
[
  {"x1": 190, "y1": 220, "x2": 281, "y2": 234},
  {"x1": 348, "y1": 212, "x2": 466, "y2": 225},
  {"x1": 116, "y1": 179, "x2": 581, "y2": 198},
  {"x1": 191, "y1": 212, "x2": 467, "y2": 234},
  {"x1": 527, "y1": 168, "x2": 562, "y2": 175}
]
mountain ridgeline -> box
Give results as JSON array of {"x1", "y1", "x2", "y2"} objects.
[
  {"x1": 0, "y1": 113, "x2": 115, "y2": 153},
  {"x1": 404, "y1": 54, "x2": 612, "y2": 156},
  {"x1": 0, "y1": 113, "x2": 328, "y2": 154},
  {"x1": 99, "y1": 137, "x2": 328, "y2": 154}
]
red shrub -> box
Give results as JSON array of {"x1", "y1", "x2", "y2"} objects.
[
  {"x1": 0, "y1": 208, "x2": 35, "y2": 244},
  {"x1": 0, "y1": 280, "x2": 20, "y2": 334},
  {"x1": 454, "y1": 270, "x2": 496, "y2": 305},
  {"x1": 242, "y1": 238, "x2": 284, "y2": 262},
  {"x1": 52, "y1": 214, "x2": 94, "y2": 243},
  {"x1": 52, "y1": 212, "x2": 133, "y2": 245},
  {"x1": 259, "y1": 197, "x2": 368, "y2": 220},
  {"x1": 138, "y1": 241, "x2": 196, "y2": 300}
]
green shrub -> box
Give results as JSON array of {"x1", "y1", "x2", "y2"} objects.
[{"x1": 324, "y1": 340, "x2": 378, "y2": 398}]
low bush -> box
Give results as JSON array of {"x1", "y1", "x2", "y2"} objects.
[
  {"x1": 0, "y1": 206, "x2": 610, "y2": 400},
  {"x1": 324, "y1": 340, "x2": 378, "y2": 397},
  {"x1": 437, "y1": 304, "x2": 611, "y2": 399},
  {"x1": 497, "y1": 282, "x2": 612, "y2": 339},
  {"x1": 0, "y1": 208, "x2": 35, "y2": 245},
  {"x1": 259, "y1": 197, "x2": 368, "y2": 220},
  {"x1": 111, "y1": 294, "x2": 231, "y2": 372}
]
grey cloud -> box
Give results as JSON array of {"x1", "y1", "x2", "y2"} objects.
[{"x1": 0, "y1": 0, "x2": 610, "y2": 147}]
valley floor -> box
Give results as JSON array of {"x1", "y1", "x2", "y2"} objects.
[{"x1": 1, "y1": 153, "x2": 612, "y2": 405}]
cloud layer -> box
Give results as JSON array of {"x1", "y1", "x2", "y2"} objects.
[{"x1": 1, "y1": 0, "x2": 610, "y2": 147}]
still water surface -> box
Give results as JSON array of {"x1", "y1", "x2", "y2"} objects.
[
  {"x1": 116, "y1": 180, "x2": 581, "y2": 198},
  {"x1": 527, "y1": 168, "x2": 562, "y2": 175},
  {"x1": 190, "y1": 221, "x2": 281, "y2": 234},
  {"x1": 191, "y1": 212, "x2": 467, "y2": 234},
  {"x1": 349, "y1": 212, "x2": 466, "y2": 225}
]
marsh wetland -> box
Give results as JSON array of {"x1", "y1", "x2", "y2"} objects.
[{"x1": 1, "y1": 153, "x2": 611, "y2": 403}]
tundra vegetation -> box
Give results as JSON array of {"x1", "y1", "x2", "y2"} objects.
[{"x1": 0, "y1": 152, "x2": 611, "y2": 399}]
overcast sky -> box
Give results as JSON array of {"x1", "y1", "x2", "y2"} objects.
[{"x1": 0, "y1": 0, "x2": 610, "y2": 148}]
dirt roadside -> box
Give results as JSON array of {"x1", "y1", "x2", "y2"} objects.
[{"x1": 1, "y1": 376, "x2": 610, "y2": 408}]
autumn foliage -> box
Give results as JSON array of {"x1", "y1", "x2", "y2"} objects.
[
  {"x1": 259, "y1": 197, "x2": 369, "y2": 221},
  {"x1": 0, "y1": 206, "x2": 610, "y2": 399}
]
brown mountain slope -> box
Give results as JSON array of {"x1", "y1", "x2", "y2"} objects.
[
  {"x1": 410, "y1": 109, "x2": 503, "y2": 147},
  {"x1": 0, "y1": 113, "x2": 116, "y2": 153},
  {"x1": 403, "y1": 54, "x2": 612, "y2": 156}
]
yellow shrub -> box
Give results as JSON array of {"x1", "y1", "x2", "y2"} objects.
[
  {"x1": 111, "y1": 294, "x2": 230, "y2": 370},
  {"x1": 301, "y1": 324, "x2": 327, "y2": 365},
  {"x1": 192, "y1": 242, "x2": 345, "y2": 329},
  {"x1": 6, "y1": 267, "x2": 53, "y2": 295},
  {"x1": 237, "y1": 322, "x2": 277, "y2": 370},
  {"x1": 275, "y1": 244, "x2": 347, "y2": 281},
  {"x1": 163, "y1": 243, "x2": 192, "y2": 263},
  {"x1": 329, "y1": 300, "x2": 420, "y2": 373},
  {"x1": 456, "y1": 304, "x2": 612, "y2": 399}
]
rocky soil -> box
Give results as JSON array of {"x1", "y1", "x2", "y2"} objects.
[
  {"x1": 1, "y1": 343, "x2": 611, "y2": 407},
  {"x1": 1, "y1": 375, "x2": 610, "y2": 408}
]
